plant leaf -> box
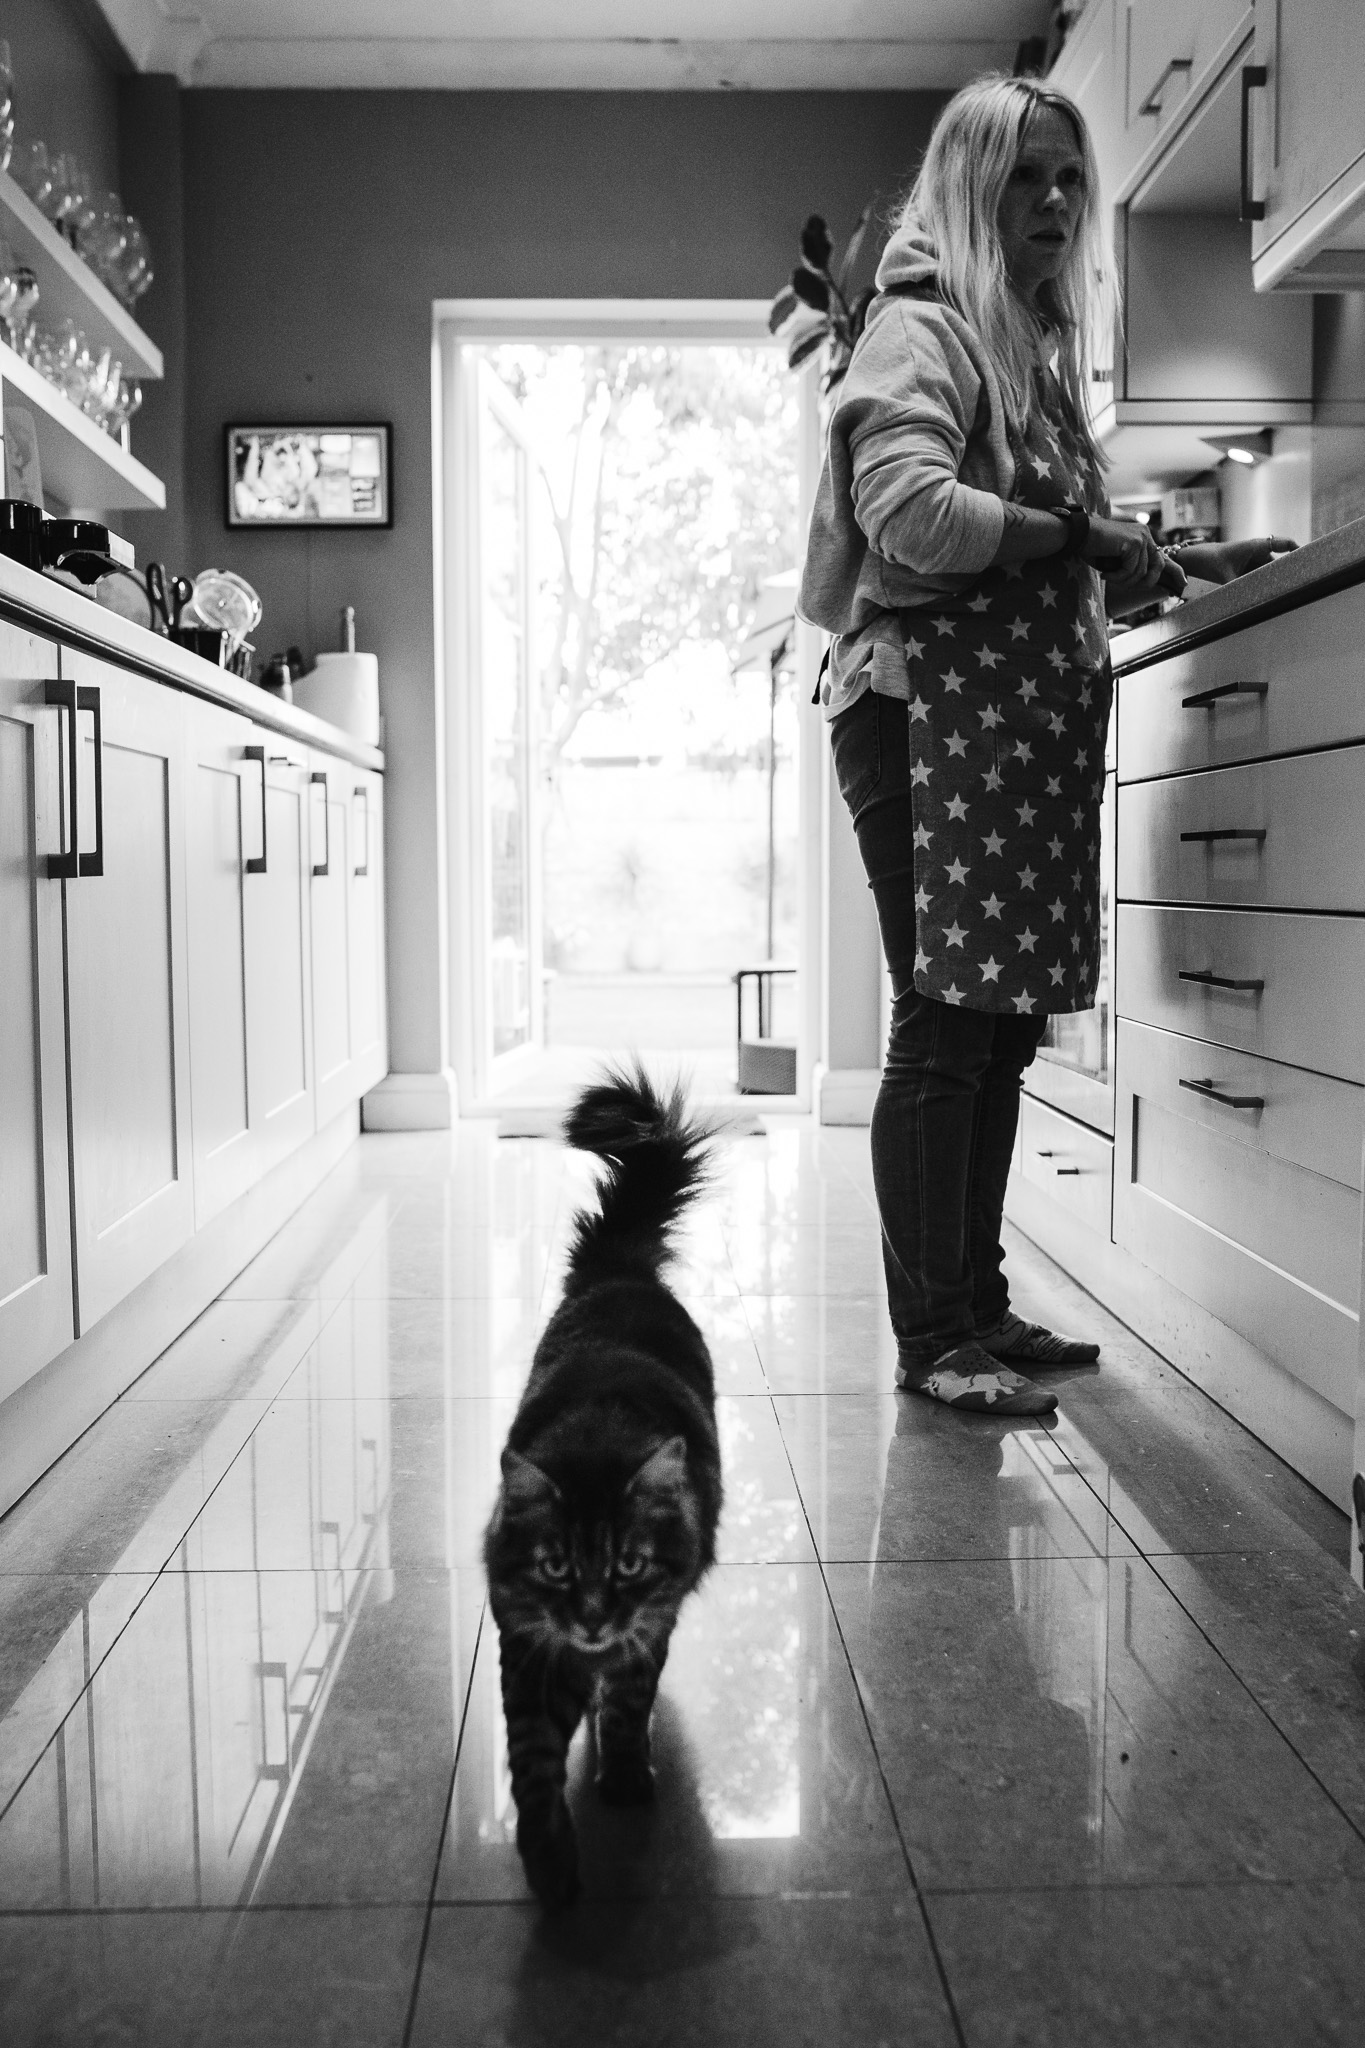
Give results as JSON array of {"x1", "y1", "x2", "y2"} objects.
[
  {"x1": 800, "y1": 214, "x2": 835, "y2": 271},
  {"x1": 791, "y1": 268, "x2": 830, "y2": 313},
  {"x1": 768, "y1": 286, "x2": 800, "y2": 333},
  {"x1": 788, "y1": 325, "x2": 828, "y2": 370},
  {"x1": 836, "y1": 199, "x2": 876, "y2": 291},
  {"x1": 849, "y1": 285, "x2": 877, "y2": 339}
]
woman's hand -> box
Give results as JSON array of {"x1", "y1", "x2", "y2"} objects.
[
  {"x1": 1083, "y1": 515, "x2": 1176, "y2": 593},
  {"x1": 1171, "y1": 536, "x2": 1298, "y2": 585}
]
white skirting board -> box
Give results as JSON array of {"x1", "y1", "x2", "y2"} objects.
[
  {"x1": 1004, "y1": 1165, "x2": 1354, "y2": 1518},
  {"x1": 816, "y1": 1066, "x2": 880, "y2": 1127},
  {"x1": 0, "y1": 1106, "x2": 360, "y2": 1522},
  {"x1": 361, "y1": 1069, "x2": 459, "y2": 1131}
]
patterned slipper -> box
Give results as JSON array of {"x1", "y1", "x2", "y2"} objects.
[
  {"x1": 976, "y1": 1313, "x2": 1099, "y2": 1366},
  {"x1": 895, "y1": 1341, "x2": 1058, "y2": 1416}
]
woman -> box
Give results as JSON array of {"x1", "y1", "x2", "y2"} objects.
[{"x1": 800, "y1": 74, "x2": 1286, "y2": 1417}]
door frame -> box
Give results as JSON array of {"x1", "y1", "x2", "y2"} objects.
[{"x1": 432, "y1": 299, "x2": 825, "y2": 1115}]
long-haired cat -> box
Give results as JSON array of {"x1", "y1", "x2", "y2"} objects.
[{"x1": 482, "y1": 1066, "x2": 723, "y2": 1908}]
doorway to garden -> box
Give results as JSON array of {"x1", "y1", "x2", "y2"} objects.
[{"x1": 435, "y1": 303, "x2": 823, "y2": 1116}]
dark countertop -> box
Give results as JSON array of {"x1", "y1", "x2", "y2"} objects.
[
  {"x1": 0, "y1": 553, "x2": 384, "y2": 772},
  {"x1": 1110, "y1": 516, "x2": 1365, "y2": 676}
]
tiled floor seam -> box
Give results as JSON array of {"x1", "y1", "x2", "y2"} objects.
[
  {"x1": 400, "y1": 1598, "x2": 487, "y2": 2048},
  {"x1": 766, "y1": 1390, "x2": 970, "y2": 2048}
]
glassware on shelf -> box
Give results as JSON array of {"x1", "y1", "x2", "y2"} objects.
[
  {"x1": 50, "y1": 153, "x2": 87, "y2": 242},
  {"x1": 109, "y1": 215, "x2": 152, "y2": 306},
  {"x1": 11, "y1": 138, "x2": 52, "y2": 211},
  {"x1": 4, "y1": 261, "x2": 38, "y2": 353},
  {"x1": 0, "y1": 40, "x2": 13, "y2": 121}
]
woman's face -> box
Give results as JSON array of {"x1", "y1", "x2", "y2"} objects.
[{"x1": 997, "y1": 104, "x2": 1087, "y2": 298}]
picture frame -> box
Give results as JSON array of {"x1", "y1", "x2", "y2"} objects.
[{"x1": 225, "y1": 422, "x2": 393, "y2": 530}]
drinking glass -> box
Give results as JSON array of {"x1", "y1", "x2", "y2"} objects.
[
  {"x1": 7, "y1": 264, "x2": 38, "y2": 353},
  {"x1": 77, "y1": 191, "x2": 126, "y2": 278},
  {"x1": 0, "y1": 40, "x2": 14, "y2": 123},
  {"x1": 11, "y1": 138, "x2": 51, "y2": 210},
  {"x1": 110, "y1": 215, "x2": 152, "y2": 306}
]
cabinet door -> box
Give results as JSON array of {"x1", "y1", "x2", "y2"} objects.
[
  {"x1": 0, "y1": 626, "x2": 74, "y2": 1396},
  {"x1": 61, "y1": 650, "x2": 195, "y2": 1332},
  {"x1": 308, "y1": 755, "x2": 354, "y2": 1129},
  {"x1": 1251, "y1": 0, "x2": 1365, "y2": 289},
  {"x1": 244, "y1": 739, "x2": 315, "y2": 1174},
  {"x1": 348, "y1": 767, "x2": 387, "y2": 1098},
  {"x1": 184, "y1": 698, "x2": 257, "y2": 1225}
]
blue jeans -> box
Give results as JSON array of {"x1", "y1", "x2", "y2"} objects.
[{"x1": 829, "y1": 690, "x2": 1047, "y2": 1365}]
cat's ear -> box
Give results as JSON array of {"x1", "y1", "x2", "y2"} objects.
[
  {"x1": 628, "y1": 1435, "x2": 689, "y2": 1499},
  {"x1": 500, "y1": 1448, "x2": 559, "y2": 1504}
]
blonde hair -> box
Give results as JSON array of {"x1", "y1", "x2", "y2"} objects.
[{"x1": 899, "y1": 72, "x2": 1114, "y2": 500}]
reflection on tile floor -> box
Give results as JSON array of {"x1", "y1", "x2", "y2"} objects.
[{"x1": 0, "y1": 1122, "x2": 1362, "y2": 2046}]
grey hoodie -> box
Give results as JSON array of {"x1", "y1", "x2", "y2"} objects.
[{"x1": 797, "y1": 223, "x2": 1024, "y2": 710}]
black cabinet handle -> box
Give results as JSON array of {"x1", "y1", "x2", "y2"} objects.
[
  {"x1": 311, "y1": 769, "x2": 330, "y2": 877},
  {"x1": 44, "y1": 677, "x2": 79, "y2": 879},
  {"x1": 1241, "y1": 65, "x2": 1268, "y2": 223},
  {"x1": 1055, "y1": 1166, "x2": 1081, "y2": 1176},
  {"x1": 354, "y1": 783, "x2": 369, "y2": 876},
  {"x1": 1139, "y1": 54, "x2": 1192, "y2": 117},
  {"x1": 1178, "y1": 969, "x2": 1265, "y2": 993},
  {"x1": 1180, "y1": 827, "x2": 1266, "y2": 844},
  {"x1": 244, "y1": 745, "x2": 267, "y2": 874},
  {"x1": 1179, "y1": 1076, "x2": 1265, "y2": 1111},
  {"x1": 1181, "y1": 679, "x2": 1269, "y2": 709},
  {"x1": 77, "y1": 685, "x2": 103, "y2": 878},
  {"x1": 1035, "y1": 1149, "x2": 1054, "y2": 1157}
]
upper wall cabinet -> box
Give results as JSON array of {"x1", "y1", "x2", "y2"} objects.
[{"x1": 1248, "y1": 0, "x2": 1365, "y2": 291}]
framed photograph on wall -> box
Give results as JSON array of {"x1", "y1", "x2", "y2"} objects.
[{"x1": 225, "y1": 423, "x2": 393, "y2": 529}]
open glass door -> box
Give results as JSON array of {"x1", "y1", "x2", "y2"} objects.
[{"x1": 469, "y1": 362, "x2": 543, "y2": 1095}]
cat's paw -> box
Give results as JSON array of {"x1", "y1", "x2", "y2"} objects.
[
  {"x1": 517, "y1": 1799, "x2": 580, "y2": 1910},
  {"x1": 596, "y1": 1756, "x2": 656, "y2": 1807}
]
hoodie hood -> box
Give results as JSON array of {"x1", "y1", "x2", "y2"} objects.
[{"x1": 874, "y1": 219, "x2": 940, "y2": 293}]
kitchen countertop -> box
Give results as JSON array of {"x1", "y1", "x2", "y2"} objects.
[
  {"x1": 1110, "y1": 514, "x2": 1365, "y2": 675},
  {"x1": 0, "y1": 553, "x2": 384, "y2": 771}
]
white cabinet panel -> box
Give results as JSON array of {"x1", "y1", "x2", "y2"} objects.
[
  {"x1": 310, "y1": 755, "x2": 387, "y2": 1129},
  {"x1": 1251, "y1": 0, "x2": 1365, "y2": 291},
  {"x1": 243, "y1": 741, "x2": 315, "y2": 1174},
  {"x1": 0, "y1": 625, "x2": 73, "y2": 1396},
  {"x1": 184, "y1": 699, "x2": 256, "y2": 1225},
  {"x1": 348, "y1": 768, "x2": 386, "y2": 1093},
  {"x1": 61, "y1": 650, "x2": 195, "y2": 1332}
]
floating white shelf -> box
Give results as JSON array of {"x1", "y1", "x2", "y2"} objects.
[
  {"x1": 0, "y1": 340, "x2": 165, "y2": 512},
  {"x1": 0, "y1": 169, "x2": 163, "y2": 381}
]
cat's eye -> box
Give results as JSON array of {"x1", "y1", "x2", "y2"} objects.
[
  {"x1": 615, "y1": 1552, "x2": 648, "y2": 1579},
  {"x1": 538, "y1": 1553, "x2": 570, "y2": 1581}
]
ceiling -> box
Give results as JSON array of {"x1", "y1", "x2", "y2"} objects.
[{"x1": 93, "y1": 0, "x2": 1052, "y2": 90}]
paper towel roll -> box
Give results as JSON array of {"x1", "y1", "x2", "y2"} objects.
[{"x1": 292, "y1": 651, "x2": 380, "y2": 745}]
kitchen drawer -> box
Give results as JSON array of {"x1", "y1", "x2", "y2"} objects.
[
  {"x1": 1115, "y1": 904, "x2": 1365, "y2": 1084},
  {"x1": 1116, "y1": 747, "x2": 1365, "y2": 911},
  {"x1": 1113, "y1": 1019, "x2": 1361, "y2": 1413},
  {"x1": 1019, "y1": 1096, "x2": 1114, "y2": 1239},
  {"x1": 1115, "y1": 582, "x2": 1365, "y2": 783}
]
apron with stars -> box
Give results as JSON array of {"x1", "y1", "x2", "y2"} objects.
[{"x1": 903, "y1": 376, "x2": 1111, "y2": 1016}]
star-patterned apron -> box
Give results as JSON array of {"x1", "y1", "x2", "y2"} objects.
[{"x1": 902, "y1": 374, "x2": 1111, "y2": 1016}]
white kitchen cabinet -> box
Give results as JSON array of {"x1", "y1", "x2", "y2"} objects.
[
  {"x1": 0, "y1": 624, "x2": 74, "y2": 1399},
  {"x1": 61, "y1": 649, "x2": 196, "y2": 1332},
  {"x1": 1250, "y1": 0, "x2": 1365, "y2": 291},
  {"x1": 309, "y1": 753, "x2": 387, "y2": 1130},
  {"x1": 1122, "y1": 0, "x2": 1250, "y2": 155},
  {"x1": 243, "y1": 737, "x2": 317, "y2": 1176}
]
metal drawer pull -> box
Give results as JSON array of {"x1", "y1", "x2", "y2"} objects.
[
  {"x1": 1179, "y1": 1077, "x2": 1265, "y2": 1111},
  {"x1": 1178, "y1": 970, "x2": 1265, "y2": 993},
  {"x1": 1180, "y1": 827, "x2": 1266, "y2": 844},
  {"x1": 43, "y1": 680, "x2": 103, "y2": 878},
  {"x1": 243, "y1": 745, "x2": 268, "y2": 873},
  {"x1": 1054, "y1": 1166, "x2": 1081, "y2": 1176},
  {"x1": 1181, "y1": 679, "x2": 1268, "y2": 709},
  {"x1": 354, "y1": 783, "x2": 369, "y2": 876},
  {"x1": 45, "y1": 677, "x2": 79, "y2": 879},
  {"x1": 311, "y1": 769, "x2": 330, "y2": 876},
  {"x1": 78, "y1": 685, "x2": 104, "y2": 878},
  {"x1": 1139, "y1": 55, "x2": 1192, "y2": 117},
  {"x1": 1241, "y1": 65, "x2": 1268, "y2": 223}
]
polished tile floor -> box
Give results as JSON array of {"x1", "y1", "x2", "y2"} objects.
[{"x1": 1, "y1": 1121, "x2": 1363, "y2": 2046}]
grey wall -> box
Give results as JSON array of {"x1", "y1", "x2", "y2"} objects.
[
  {"x1": 3, "y1": 0, "x2": 124, "y2": 193},
  {"x1": 118, "y1": 74, "x2": 188, "y2": 569},
  {"x1": 179, "y1": 88, "x2": 945, "y2": 1081}
]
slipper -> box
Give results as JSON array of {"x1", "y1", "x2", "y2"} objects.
[{"x1": 895, "y1": 1341, "x2": 1058, "y2": 1415}]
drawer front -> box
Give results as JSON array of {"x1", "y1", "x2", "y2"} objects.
[
  {"x1": 1115, "y1": 904, "x2": 1365, "y2": 1084},
  {"x1": 1116, "y1": 582, "x2": 1365, "y2": 783},
  {"x1": 1018, "y1": 1096, "x2": 1114, "y2": 1239},
  {"x1": 1113, "y1": 1019, "x2": 1362, "y2": 1411},
  {"x1": 1116, "y1": 748, "x2": 1365, "y2": 910}
]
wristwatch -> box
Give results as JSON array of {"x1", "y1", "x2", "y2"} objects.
[{"x1": 1054, "y1": 503, "x2": 1090, "y2": 556}]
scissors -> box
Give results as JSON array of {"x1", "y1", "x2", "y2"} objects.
[{"x1": 146, "y1": 561, "x2": 193, "y2": 635}]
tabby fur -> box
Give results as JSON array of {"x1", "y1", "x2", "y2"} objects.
[{"x1": 483, "y1": 1066, "x2": 722, "y2": 1908}]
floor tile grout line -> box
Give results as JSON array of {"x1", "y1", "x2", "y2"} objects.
[
  {"x1": 764, "y1": 1388, "x2": 970, "y2": 2048},
  {"x1": 399, "y1": 1596, "x2": 487, "y2": 2048}
]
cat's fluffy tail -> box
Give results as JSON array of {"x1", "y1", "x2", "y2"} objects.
[{"x1": 561, "y1": 1064, "x2": 714, "y2": 1288}]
